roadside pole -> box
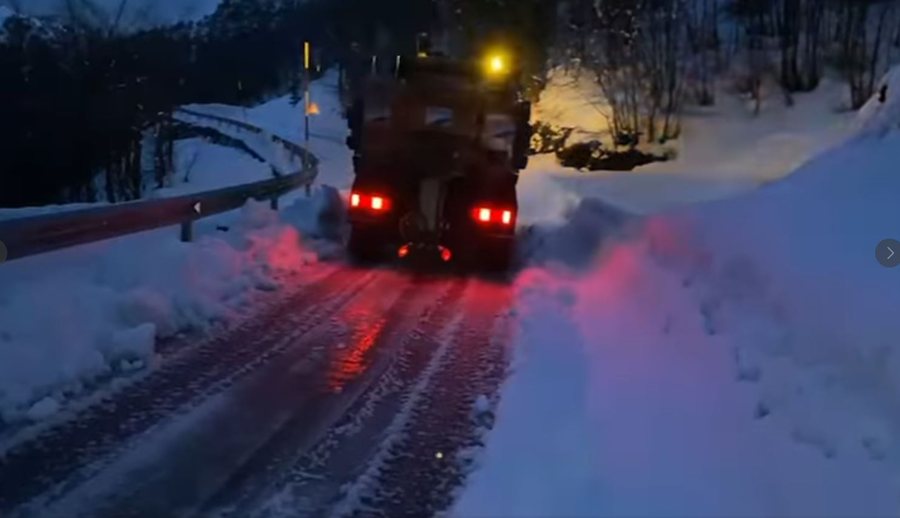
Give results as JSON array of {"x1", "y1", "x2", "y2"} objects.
[{"x1": 304, "y1": 41, "x2": 312, "y2": 196}]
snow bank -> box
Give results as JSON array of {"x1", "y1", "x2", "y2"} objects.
[
  {"x1": 0, "y1": 191, "x2": 341, "y2": 425},
  {"x1": 657, "y1": 130, "x2": 900, "y2": 466},
  {"x1": 460, "y1": 88, "x2": 900, "y2": 515}
]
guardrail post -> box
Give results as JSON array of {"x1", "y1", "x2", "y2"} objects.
[
  {"x1": 270, "y1": 196, "x2": 279, "y2": 210},
  {"x1": 180, "y1": 221, "x2": 193, "y2": 242}
]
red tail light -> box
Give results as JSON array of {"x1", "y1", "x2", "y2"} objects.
[
  {"x1": 350, "y1": 192, "x2": 390, "y2": 213},
  {"x1": 473, "y1": 206, "x2": 516, "y2": 227},
  {"x1": 439, "y1": 246, "x2": 453, "y2": 262}
]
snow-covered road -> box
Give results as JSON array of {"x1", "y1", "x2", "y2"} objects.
[
  {"x1": 0, "y1": 265, "x2": 512, "y2": 517},
  {"x1": 3, "y1": 64, "x2": 900, "y2": 517}
]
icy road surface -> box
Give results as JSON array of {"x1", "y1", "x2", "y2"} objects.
[{"x1": 0, "y1": 266, "x2": 511, "y2": 517}]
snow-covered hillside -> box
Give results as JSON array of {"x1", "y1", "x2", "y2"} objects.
[
  {"x1": 183, "y1": 70, "x2": 354, "y2": 192},
  {"x1": 456, "y1": 69, "x2": 900, "y2": 516},
  {"x1": 532, "y1": 67, "x2": 854, "y2": 187},
  {"x1": 1, "y1": 0, "x2": 220, "y2": 30}
]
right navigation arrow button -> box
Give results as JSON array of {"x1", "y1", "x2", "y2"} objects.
[{"x1": 876, "y1": 239, "x2": 900, "y2": 268}]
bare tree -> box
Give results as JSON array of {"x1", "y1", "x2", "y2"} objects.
[
  {"x1": 110, "y1": 0, "x2": 130, "y2": 36},
  {"x1": 834, "y1": 0, "x2": 896, "y2": 109},
  {"x1": 684, "y1": 0, "x2": 720, "y2": 105}
]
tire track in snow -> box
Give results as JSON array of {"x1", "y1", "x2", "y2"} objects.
[
  {"x1": 329, "y1": 278, "x2": 512, "y2": 518},
  {"x1": 48, "y1": 270, "x2": 431, "y2": 518},
  {"x1": 210, "y1": 277, "x2": 470, "y2": 517},
  {"x1": 0, "y1": 266, "x2": 379, "y2": 514},
  {"x1": 202, "y1": 276, "x2": 470, "y2": 517}
]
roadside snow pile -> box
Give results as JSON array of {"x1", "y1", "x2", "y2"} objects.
[
  {"x1": 460, "y1": 95, "x2": 900, "y2": 514},
  {"x1": 660, "y1": 129, "x2": 900, "y2": 460},
  {"x1": 0, "y1": 193, "x2": 339, "y2": 425}
]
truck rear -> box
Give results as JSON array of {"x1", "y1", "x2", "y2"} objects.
[{"x1": 345, "y1": 50, "x2": 531, "y2": 271}]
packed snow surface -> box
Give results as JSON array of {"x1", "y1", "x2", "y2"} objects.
[{"x1": 457, "y1": 68, "x2": 900, "y2": 516}]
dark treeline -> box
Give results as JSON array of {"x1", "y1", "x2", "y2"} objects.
[{"x1": 0, "y1": 0, "x2": 438, "y2": 207}]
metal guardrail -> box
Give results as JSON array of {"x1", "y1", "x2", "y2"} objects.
[
  {"x1": 0, "y1": 166, "x2": 317, "y2": 262},
  {"x1": 0, "y1": 106, "x2": 322, "y2": 263}
]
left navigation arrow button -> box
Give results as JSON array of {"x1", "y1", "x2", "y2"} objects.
[{"x1": 193, "y1": 202, "x2": 202, "y2": 215}]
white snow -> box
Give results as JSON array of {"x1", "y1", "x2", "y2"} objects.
[
  {"x1": 152, "y1": 137, "x2": 273, "y2": 198},
  {"x1": 172, "y1": 112, "x2": 305, "y2": 179},
  {"x1": 458, "y1": 69, "x2": 900, "y2": 516},
  {"x1": 183, "y1": 70, "x2": 354, "y2": 192},
  {"x1": 529, "y1": 68, "x2": 855, "y2": 214},
  {"x1": 0, "y1": 194, "x2": 339, "y2": 425},
  {"x1": 0, "y1": 70, "x2": 352, "y2": 426}
]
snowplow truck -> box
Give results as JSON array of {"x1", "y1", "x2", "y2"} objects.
[{"x1": 345, "y1": 51, "x2": 531, "y2": 271}]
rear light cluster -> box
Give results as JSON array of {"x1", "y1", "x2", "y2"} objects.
[
  {"x1": 473, "y1": 206, "x2": 515, "y2": 226},
  {"x1": 396, "y1": 243, "x2": 453, "y2": 262},
  {"x1": 350, "y1": 192, "x2": 390, "y2": 212}
]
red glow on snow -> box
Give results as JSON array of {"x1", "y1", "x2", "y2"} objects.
[{"x1": 326, "y1": 296, "x2": 390, "y2": 393}]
